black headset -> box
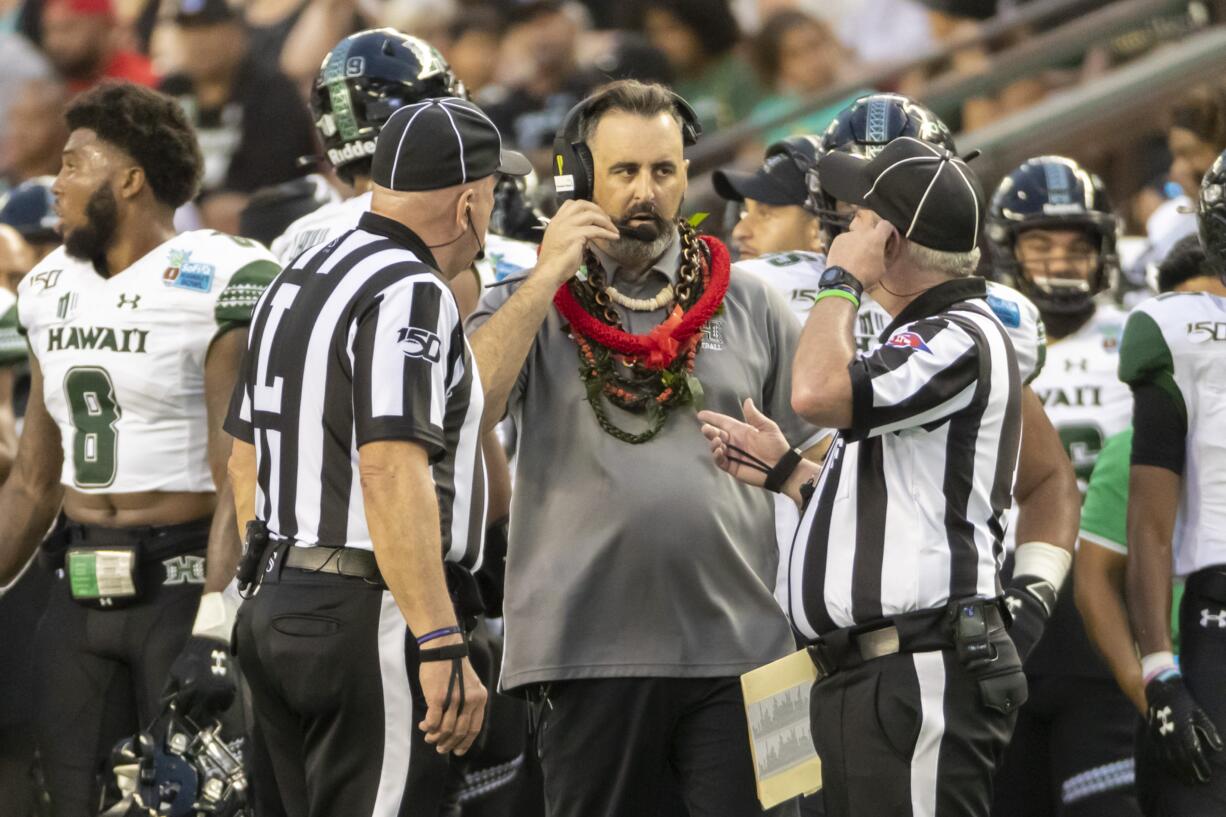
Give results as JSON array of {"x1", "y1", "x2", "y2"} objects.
[{"x1": 552, "y1": 90, "x2": 703, "y2": 203}]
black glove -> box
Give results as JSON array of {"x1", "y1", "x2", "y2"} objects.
[
  {"x1": 1003, "y1": 575, "x2": 1058, "y2": 663},
  {"x1": 163, "y1": 636, "x2": 236, "y2": 721},
  {"x1": 1145, "y1": 671, "x2": 1224, "y2": 785}
]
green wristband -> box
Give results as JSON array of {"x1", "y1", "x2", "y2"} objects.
[{"x1": 814, "y1": 288, "x2": 861, "y2": 309}]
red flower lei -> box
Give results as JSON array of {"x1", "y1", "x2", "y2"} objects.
[{"x1": 553, "y1": 235, "x2": 730, "y2": 370}]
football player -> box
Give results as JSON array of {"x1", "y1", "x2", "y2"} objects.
[
  {"x1": 1121, "y1": 149, "x2": 1226, "y2": 815},
  {"x1": 273, "y1": 28, "x2": 538, "y2": 308},
  {"x1": 0, "y1": 82, "x2": 278, "y2": 815},
  {"x1": 987, "y1": 157, "x2": 1141, "y2": 816},
  {"x1": 0, "y1": 225, "x2": 33, "y2": 476}
]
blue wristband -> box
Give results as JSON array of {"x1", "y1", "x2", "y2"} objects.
[{"x1": 416, "y1": 625, "x2": 463, "y2": 646}]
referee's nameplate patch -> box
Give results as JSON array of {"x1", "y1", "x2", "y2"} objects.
[
  {"x1": 396, "y1": 326, "x2": 442, "y2": 362},
  {"x1": 886, "y1": 331, "x2": 932, "y2": 353}
]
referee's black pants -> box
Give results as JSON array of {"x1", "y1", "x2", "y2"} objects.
[
  {"x1": 1135, "y1": 566, "x2": 1226, "y2": 817},
  {"x1": 810, "y1": 628, "x2": 1025, "y2": 817},
  {"x1": 235, "y1": 566, "x2": 449, "y2": 817},
  {"x1": 534, "y1": 676, "x2": 798, "y2": 817}
]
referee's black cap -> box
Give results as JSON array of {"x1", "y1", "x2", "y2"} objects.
[
  {"x1": 818, "y1": 136, "x2": 985, "y2": 253},
  {"x1": 372, "y1": 98, "x2": 532, "y2": 192}
]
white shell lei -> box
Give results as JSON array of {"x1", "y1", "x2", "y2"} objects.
[{"x1": 603, "y1": 283, "x2": 675, "y2": 312}]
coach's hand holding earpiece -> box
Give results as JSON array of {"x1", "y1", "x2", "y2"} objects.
[
  {"x1": 825, "y1": 209, "x2": 898, "y2": 293},
  {"x1": 537, "y1": 200, "x2": 620, "y2": 285}
]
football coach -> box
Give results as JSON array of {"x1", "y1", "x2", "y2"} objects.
[
  {"x1": 225, "y1": 97, "x2": 531, "y2": 815},
  {"x1": 702, "y1": 137, "x2": 1062, "y2": 816}
]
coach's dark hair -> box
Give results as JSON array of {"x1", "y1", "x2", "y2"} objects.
[
  {"x1": 578, "y1": 79, "x2": 686, "y2": 143},
  {"x1": 1157, "y1": 233, "x2": 1216, "y2": 293},
  {"x1": 65, "y1": 81, "x2": 203, "y2": 208}
]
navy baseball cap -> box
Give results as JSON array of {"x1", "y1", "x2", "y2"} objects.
[
  {"x1": 0, "y1": 177, "x2": 58, "y2": 244},
  {"x1": 371, "y1": 98, "x2": 532, "y2": 192},
  {"x1": 817, "y1": 136, "x2": 985, "y2": 253},
  {"x1": 713, "y1": 148, "x2": 809, "y2": 207}
]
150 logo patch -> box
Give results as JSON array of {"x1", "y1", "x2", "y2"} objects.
[{"x1": 396, "y1": 327, "x2": 441, "y2": 362}]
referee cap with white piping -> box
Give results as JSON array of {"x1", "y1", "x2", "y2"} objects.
[
  {"x1": 817, "y1": 136, "x2": 985, "y2": 253},
  {"x1": 371, "y1": 97, "x2": 532, "y2": 192}
]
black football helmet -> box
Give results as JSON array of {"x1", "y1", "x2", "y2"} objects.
[
  {"x1": 489, "y1": 173, "x2": 545, "y2": 244},
  {"x1": 814, "y1": 93, "x2": 957, "y2": 239},
  {"x1": 986, "y1": 156, "x2": 1120, "y2": 315},
  {"x1": 310, "y1": 29, "x2": 464, "y2": 182},
  {"x1": 1199, "y1": 148, "x2": 1226, "y2": 278},
  {"x1": 100, "y1": 708, "x2": 247, "y2": 817}
]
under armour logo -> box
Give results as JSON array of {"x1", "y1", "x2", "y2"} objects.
[
  {"x1": 98, "y1": 597, "x2": 113, "y2": 608},
  {"x1": 1201, "y1": 608, "x2": 1226, "y2": 628},
  {"x1": 1064, "y1": 358, "x2": 1088, "y2": 372},
  {"x1": 211, "y1": 650, "x2": 227, "y2": 676},
  {"x1": 116, "y1": 293, "x2": 141, "y2": 309},
  {"x1": 1157, "y1": 706, "x2": 1175, "y2": 735},
  {"x1": 1005, "y1": 595, "x2": 1023, "y2": 615}
]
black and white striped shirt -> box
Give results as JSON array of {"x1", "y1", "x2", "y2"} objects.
[
  {"x1": 786, "y1": 278, "x2": 1021, "y2": 638},
  {"x1": 225, "y1": 212, "x2": 486, "y2": 568}
]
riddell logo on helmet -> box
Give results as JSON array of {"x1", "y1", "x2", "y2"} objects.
[{"x1": 327, "y1": 140, "x2": 376, "y2": 166}]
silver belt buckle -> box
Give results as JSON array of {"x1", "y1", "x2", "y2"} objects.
[{"x1": 858, "y1": 625, "x2": 901, "y2": 661}]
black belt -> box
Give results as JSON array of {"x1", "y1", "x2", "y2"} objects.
[
  {"x1": 61, "y1": 517, "x2": 211, "y2": 561},
  {"x1": 283, "y1": 545, "x2": 384, "y2": 584},
  {"x1": 808, "y1": 598, "x2": 1007, "y2": 680}
]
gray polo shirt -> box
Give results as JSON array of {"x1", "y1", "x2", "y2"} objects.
[{"x1": 468, "y1": 230, "x2": 819, "y2": 691}]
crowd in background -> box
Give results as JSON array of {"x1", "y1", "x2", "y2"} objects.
[{"x1": 0, "y1": 0, "x2": 1219, "y2": 247}]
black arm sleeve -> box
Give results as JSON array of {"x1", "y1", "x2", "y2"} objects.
[{"x1": 1130, "y1": 382, "x2": 1186, "y2": 475}]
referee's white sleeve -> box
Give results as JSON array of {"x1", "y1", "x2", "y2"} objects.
[
  {"x1": 846, "y1": 317, "x2": 979, "y2": 441},
  {"x1": 351, "y1": 277, "x2": 457, "y2": 458}
]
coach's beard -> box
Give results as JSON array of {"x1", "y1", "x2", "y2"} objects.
[
  {"x1": 603, "y1": 203, "x2": 676, "y2": 277},
  {"x1": 64, "y1": 183, "x2": 120, "y2": 275}
]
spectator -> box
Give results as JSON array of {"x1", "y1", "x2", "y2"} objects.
[
  {"x1": 0, "y1": 34, "x2": 53, "y2": 169},
  {"x1": 1167, "y1": 84, "x2": 1226, "y2": 199},
  {"x1": 160, "y1": 0, "x2": 317, "y2": 232},
  {"x1": 442, "y1": 5, "x2": 504, "y2": 96},
  {"x1": 40, "y1": 0, "x2": 156, "y2": 93},
  {"x1": 627, "y1": 0, "x2": 761, "y2": 133},
  {"x1": 747, "y1": 9, "x2": 865, "y2": 145},
  {"x1": 0, "y1": 176, "x2": 59, "y2": 261},
  {"x1": 0, "y1": 79, "x2": 67, "y2": 187},
  {"x1": 481, "y1": 1, "x2": 590, "y2": 162}
]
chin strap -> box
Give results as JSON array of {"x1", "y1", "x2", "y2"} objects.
[{"x1": 420, "y1": 642, "x2": 469, "y2": 712}]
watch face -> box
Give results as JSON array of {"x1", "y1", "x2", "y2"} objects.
[{"x1": 819, "y1": 266, "x2": 845, "y2": 287}]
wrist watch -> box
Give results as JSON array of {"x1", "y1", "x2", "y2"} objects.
[{"x1": 818, "y1": 265, "x2": 865, "y2": 299}]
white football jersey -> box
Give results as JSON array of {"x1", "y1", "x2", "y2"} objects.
[
  {"x1": 1120, "y1": 292, "x2": 1226, "y2": 575},
  {"x1": 271, "y1": 192, "x2": 372, "y2": 265},
  {"x1": 1030, "y1": 303, "x2": 1132, "y2": 487},
  {"x1": 734, "y1": 250, "x2": 1045, "y2": 381},
  {"x1": 18, "y1": 231, "x2": 279, "y2": 493}
]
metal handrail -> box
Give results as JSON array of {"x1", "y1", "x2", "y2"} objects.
[{"x1": 686, "y1": 0, "x2": 1193, "y2": 175}]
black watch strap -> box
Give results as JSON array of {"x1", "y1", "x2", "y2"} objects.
[{"x1": 819, "y1": 266, "x2": 864, "y2": 299}]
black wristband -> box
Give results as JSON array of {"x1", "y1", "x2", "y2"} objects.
[
  {"x1": 764, "y1": 448, "x2": 803, "y2": 493},
  {"x1": 420, "y1": 642, "x2": 469, "y2": 662}
]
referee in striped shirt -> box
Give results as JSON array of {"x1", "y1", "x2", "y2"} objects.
[
  {"x1": 702, "y1": 137, "x2": 1068, "y2": 816},
  {"x1": 224, "y1": 98, "x2": 531, "y2": 814}
]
